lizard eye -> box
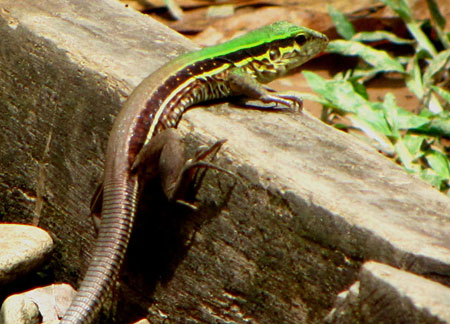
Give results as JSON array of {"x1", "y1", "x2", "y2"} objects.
[
  {"x1": 269, "y1": 48, "x2": 280, "y2": 61},
  {"x1": 294, "y1": 34, "x2": 307, "y2": 46}
]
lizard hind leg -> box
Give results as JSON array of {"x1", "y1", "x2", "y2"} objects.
[
  {"x1": 133, "y1": 128, "x2": 234, "y2": 207},
  {"x1": 168, "y1": 136, "x2": 240, "y2": 207},
  {"x1": 172, "y1": 138, "x2": 239, "y2": 209}
]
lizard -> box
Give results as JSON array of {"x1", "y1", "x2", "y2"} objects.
[{"x1": 60, "y1": 21, "x2": 328, "y2": 323}]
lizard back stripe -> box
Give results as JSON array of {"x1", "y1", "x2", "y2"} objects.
[{"x1": 128, "y1": 36, "x2": 299, "y2": 164}]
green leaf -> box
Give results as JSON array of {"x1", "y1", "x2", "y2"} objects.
[
  {"x1": 304, "y1": 71, "x2": 393, "y2": 142},
  {"x1": 358, "y1": 102, "x2": 392, "y2": 135},
  {"x1": 302, "y1": 71, "x2": 330, "y2": 99},
  {"x1": 327, "y1": 40, "x2": 405, "y2": 72},
  {"x1": 328, "y1": 5, "x2": 355, "y2": 40},
  {"x1": 427, "y1": 0, "x2": 446, "y2": 30},
  {"x1": 407, "y1": 21, "x2": 438, "y2": 56},
  {"x1": 351, "y1": 80, "x2": 369, "y2": 99},
  {"x1": 429, "y1": 116, "x2": 450, "y2": 136},
  {"x1": 431, "y1": 85, "x2": 450, "y2": 103},
  {"x1": 426, "y1": 0, "x2": 450, "y2": 49},
  {"x1": 423, "y1": 49, "x2": 450, "y2": 86},
  {"x1": 348, "y1": 114, "x2": 395, "y2": 155},
  {"x1": 352, "y1": 31, "x2": 414, "y2": 44},
  {"x1": 382, "y1": 0, "x2": 437, "y2": 56},
  {"x1": 381, "y1": 0, "x2": 413, "y2": 21},
  {"x1": 428, "y1": 93, "x2": 444, "y2": 113},
  {"x1": 304, "y1": 72, "x2": 368, "y2": 113},
  {"x1": 403, "y1": 134, "x2": 426, "y2": 158},
  {"x1": 396, "y1": 110, "x2": 430, "y2": 130},
  {"x1": 425, "y1": 150, "x2": 450, "y2": 180},
  {"x1": 395, "y1": 138, "x2": 421, "y2": 172},
  {"x1": 382, "y1": 93, "x2": 401, "y2": 138},
  {"x1": 383, "y1": 93, "x2": 430, "y2": 130},
  {"x1": 414, "y1": 111, "x2": 450, "y2": 136},
  {"x1": 349, "y1": 67, "x2": 381, "y2": 80},
  {"x1": 405, "y1": 51, "x2": 426, "y2": 99},
  {"x1": 420, "y1": 168, "x2": 445, "y2": 188}
]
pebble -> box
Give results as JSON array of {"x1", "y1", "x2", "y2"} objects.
[
  {"x1": 0, "y1": 223, "x2": 53, "y2": 285},
  {"x1": 0, "y1": 283, "x2": 75, "y2": 324}
]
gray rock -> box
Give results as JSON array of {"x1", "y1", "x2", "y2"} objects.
[
  {"x1": 326, "y1": 261, "x2": 450, "y2": 324},
  {"x1": 360, "y1": 261, "x2": 450, "y2": 324},
  {"x1": 132, "y1": 319, "x2": 151, "y2": 324},
  {"x1": 0, "y1": 224, "x2": 53, "y2": 284},
  {"x1": 0, "y1": 293, "x2": 41, "y2": 324},
  {"x1": 0, "y1": 283, "x2": 75, "y2": 324},
  {"x1": 25, "y1": 283, "x2": 76, "y2": 323}
]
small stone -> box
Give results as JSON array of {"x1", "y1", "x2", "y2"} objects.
[
  {"x1": 0, "y1": 224, "x2": 53, "y2": 284},
  {"x1": 0, "y1": 283, "x2": 75, "y2": 324},
  {"x1": 0, "y1": 293, "x2": 41, "y2": 324},
  {"x1": 133, "y1": 319, "x2": 151, "y2": 324},
  {"x1": 25, "y1": 283, "x2": 76, "y2": 323}
]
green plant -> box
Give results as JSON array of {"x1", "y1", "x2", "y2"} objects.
[{"x1": 303, "y1": 0, "x2": 450, "y2": 193}]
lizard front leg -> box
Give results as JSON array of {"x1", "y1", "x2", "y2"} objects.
[{"x1": 228, "y1": 70, "x2": 303, "y2": 111}]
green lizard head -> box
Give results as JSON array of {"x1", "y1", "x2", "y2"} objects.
[
  {"x1": 235, "y1": 21, "x2": 329, "y2": 83},
  {"x1": 173, "y1": 21, "x2": 328, "y2": 85}
]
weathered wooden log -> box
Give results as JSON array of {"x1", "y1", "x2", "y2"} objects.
[{"x1": 1, "y1": 1, "x2": 449, "y2": 323}]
